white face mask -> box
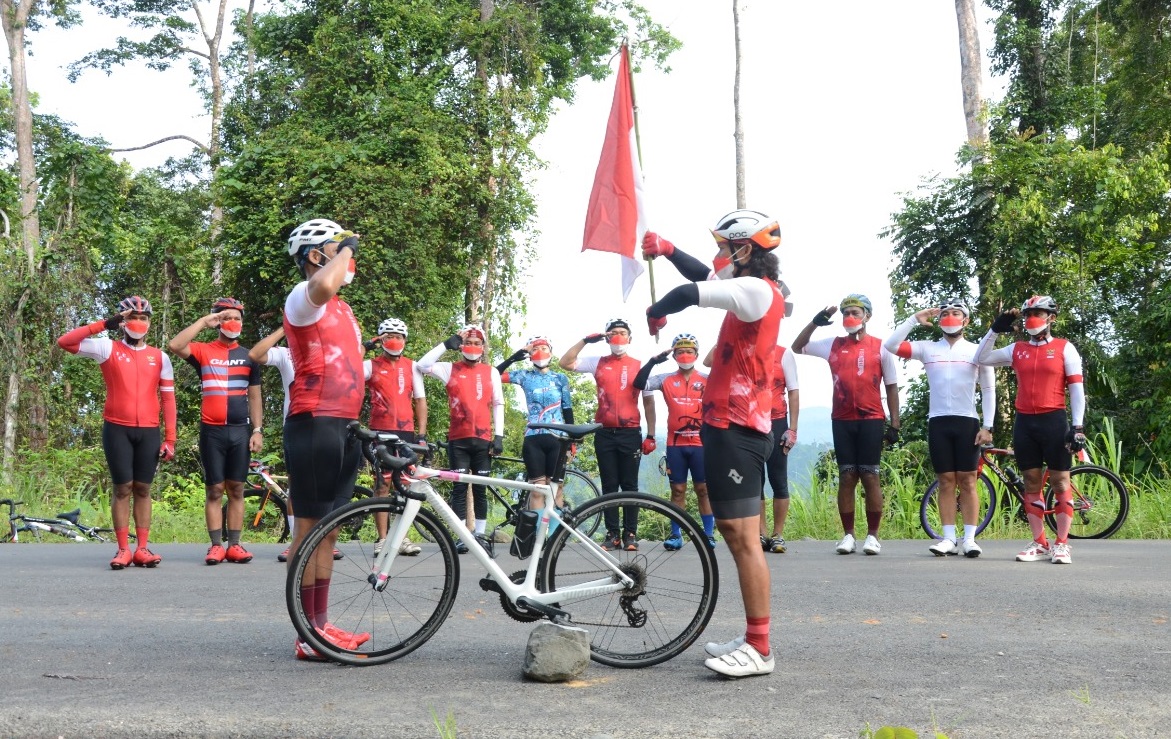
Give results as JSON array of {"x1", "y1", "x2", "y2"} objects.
[
  {"x1": 220, "y1": 327, "x2": 242, "y2": 340},
  {"x1": 609, "y1": 343, "x2": 628, "y2": 356},
  {"x1": 533, "y1": 358, "x2": 550, "y2": 368}
]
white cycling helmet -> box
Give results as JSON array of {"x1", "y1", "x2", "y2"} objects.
[
  {"x1": 378, "y1": 318, "x2": 408, "y2": 337},
  {"x1": 527, "y1": 334, "x2": 551, "y2": 349},
  {"x1": 604, "y1": 318, "x2": 631, "y2": 333},
  {"x1": 671, "y1": 333, "x2": 699, "y2": 351},
  {"x1": 710, "y1": 210, "x2": 781, "y2": 250},
  {"x1": 937, "y1": 297, "x2": 970, "y2": 317},
  {"x1": 287, "y1": 219, "x2": 344, "y2": 256},
  {"x1": 1021, "y1": 295, "x2": 1058, "y2": 314}
]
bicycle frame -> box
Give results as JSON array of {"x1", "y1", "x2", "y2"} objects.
[
  {"x1": 246, "y1": 462, "x2": 288, "y2": 527},
  {"x1": 370, "y1": 465, "x2": 633, "y2": 613}
]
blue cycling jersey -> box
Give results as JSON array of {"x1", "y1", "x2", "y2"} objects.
[{"x1": 507, "y1": 369, "x2": 572, "y2": 436}]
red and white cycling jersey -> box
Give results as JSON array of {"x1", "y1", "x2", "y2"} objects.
[
  {"x1": 283, "y1": 281, "x2": 364, "y2": 418},
  {"x1": 977, "y1": 335, "x2": 1083, "y2": 415},
  {"x1": 697, "y1": 276, "x2": 786, "y2": 434},
  {"x1": 364, "y1": 354, "x2": 425, "y2": 432},
  {"x1": 802, "y1": 334, "x2": 898, "y2": 421},
  {"x1": 57, "y1": 321, "x2": 176, "y2": 434},
  {"x1": 642, "y1": 370, "x2": 707, "y2": 447},
  {"x1": 574, "y1": 354, "x2": 643, "y2": 429},
  {"x1": 417, "y1": 342, "x2": 504, "y2": 441},
  {"x1": 770, "y1": 346, "x2": 800, "y2": 420}
]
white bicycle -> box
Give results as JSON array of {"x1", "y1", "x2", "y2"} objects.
[{"x1": 285, "y1": 422, "x2": 719, "y2": 668}]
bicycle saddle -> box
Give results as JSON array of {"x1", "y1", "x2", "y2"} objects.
[
  {"x1": 527, "y1": 422, "x2": 603, "y2": 439},
  {"x1": 58, "y1": 508, "x2": 81, "y2": 524}
]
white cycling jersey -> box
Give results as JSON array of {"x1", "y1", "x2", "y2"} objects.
[{"x1": 884, "y1": 316, "x2": 995, "y2": 423}]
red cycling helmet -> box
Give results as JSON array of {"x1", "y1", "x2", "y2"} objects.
[{"x1": 211, "y1": 297, "x2": 245, "y2": 314}]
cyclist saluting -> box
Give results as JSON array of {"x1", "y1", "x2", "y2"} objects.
[
  {"x1": 634, "y1": 333, "x2": 714, "y2": 548},
  {"x1": 884, "y1": 299, "x2": 995, "y2": 557},
  {"x1": 418, "y1": 324, "x2": 505, "y2": 554},
  {"x1": 976, "y1": 295, "x2": 1086, "y2": 565},
  {"x1": 56, "y1": 295, "x2": 176, "y2": 570},
  {"x1": 496, "y1": 335, "x2": 575, "y2": 512},
  {"x1": 282, "y1": 218, "x2": 366, "y2": 661},
  {"x1": 642, "y1": 208, "x2": 785, "y2": 678}
]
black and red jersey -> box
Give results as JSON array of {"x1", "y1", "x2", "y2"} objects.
[{"x1": 184, "y1": 341, "x2": 261, "y2": 426}]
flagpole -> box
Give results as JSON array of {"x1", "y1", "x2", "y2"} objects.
[{"x1": 624, "y1": 42, "x2": 658, "y2": 341}]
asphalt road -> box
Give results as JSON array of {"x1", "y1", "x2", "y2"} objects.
[{"x1": 2, "y1": 538, "x2": 1169, "y2": 738}]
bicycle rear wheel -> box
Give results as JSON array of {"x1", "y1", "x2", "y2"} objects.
[
  {"x1": 540, "y1": 492, "x2": 719, "y2": 668},
  {"x1": 226, "y1": 487, "x2": 290, "y2": 543},
  {"x1": 1044, "y1": 465, "x2": 1129, "y2": 539},
  {"x1": 286, "y1": 498, "x2": 459, "y2": 666},
  {"x1": 919, "y1": 473, "x2": 996, "y2": 539},
  {"x1": 559, "y1": 469, "x2": 602, "y2": 536}
]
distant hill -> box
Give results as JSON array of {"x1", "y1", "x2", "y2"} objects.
[{"x1": 638, "y1": 406, "x2": 833, "y2": 495}]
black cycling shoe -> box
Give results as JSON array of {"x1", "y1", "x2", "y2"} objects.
[{"x1": 455, "y1": 540, "x2": 469, "y2": 555}]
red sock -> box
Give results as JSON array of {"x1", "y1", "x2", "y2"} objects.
[
  {"x1": 115, "y1": 527, "x2": 130, "y2": 550},
  {"x1": 301, "y1": 585, "x2": 320, "y2": 629},
  {"x1": 136, "y1": 528, "x2": 149, "y2": 549},
  {"x1": 745, "y1": 616, "x2": 770, "y2": 657},
  {"x1": 865, "y1": 509, "x2": 882, "y2": 536},
  {"x1": 313, "y1": 580, "x2": 331, "y2": 627}
]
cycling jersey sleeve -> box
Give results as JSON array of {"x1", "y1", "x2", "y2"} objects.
[
  {"x1": 975, "y1": 329, "x2": 1014, "y2": 367},
  {"x1": 574, "y1": 355, "x2": 601, "y2": 376},
  {"x1": 695, "y1": 277, "x2": 773, "y2": 323},
  {"x1": 267, "y1": 347, "x2": 295, "y2": 386},
  {"x1": 284, "y1": 281, "x2": 327, "y2": 327},
  {"x1": 1065, "y1": 342, "x2": 1086, "y2": 425},
  {"x1": 362, "y1": 359, "x2": 372, "y2": 380},
  {"x1": 781, "y1": 346, "x2": 800, "y2": 390},
  {"x1": 640, "y1": 372, "x2": 666, "y2": 395},
  {"x1": 664, "y1": 248, "x2": 713, "y2": 282},
  {"x1": 800, "y1": 336, "x2": 835, "y2": 360},
  {"x1": 412, "y1": 362, "x2": 426, "y2": 399},
  {"x1": 416, "y1": 342, "x2": 450, "y2": 381},
  {"x1": 160, "y1": 354, "x2": 176, "y2": 443},
  {"x1": 58, "y1": 321, "x2": 114, "y2": 362},
  {"x1": 978, "y1": 363, "x2": 996, "y2": 428},
  {"x1": 559, "y1": 375, "x2": 572, "y2": 415},
  {"x1": 880, "y1": 346, "x2": 900, "y2": 385},
  {"x1": 491, "y1": 368, "x2": 505, "y2": 435},
  {"x1": 884, "y1": 316, "x2": 918, "y2": 359}
]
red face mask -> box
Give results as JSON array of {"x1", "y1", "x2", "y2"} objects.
[
  {"x1": 384, "y1": 337, "x2": 406, "y2": 354},
  {"x1": 1024, "y1": 315, "x2": 1049, "y2": 335},
  {"x1": 124, "y1": 319, "x2": 149, "y2": 339},
  {"x1": 842, "y1": 315, "x2": 865, "y2": 334},
  {"x1": 607, "y1": 334, "x2": 630, "y2": 346},
  {"x1": 939, "y1": 316, "x2": 964, "y2": 335},
  {"x1": 219, "y1": 319, "x2": 243, "y2": 338},
  {"x1": 461, "y1": 345, "x2": 484, "y2": 360}
]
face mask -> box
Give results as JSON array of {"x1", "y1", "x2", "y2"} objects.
[
  {"x1": 383, "y1": 337, "x2": 405, "y2": 355},
  {"x1": 219, "y1": 319, "x2": 242, "y2": 339},
  {"x1": 607, "y1": 334, "x2": 629, "y2": 356},
  {"x1": 124, "y1": 320, "x2": 149, "y2": 339},
  {"x1": 531, "y1": 348, "x2": 551, "y2": 368},
  {"x1": 675, "y1": 351, "x2": 697, "y2": 370},
  {"x1": 1025, "y1": 315, "x2": 1049, "y2": 336},
  {"x1": 843, "y1": 315, "x2": 865, "y2": 335},
  {"x1": 712, "y1": 254, "x2": 734, "y2": 280},
  {"x1": 461, "y1": 345, "x2": 484, "y2": 361},
  {"x1": 939, "y1": 316, "x2": 965, "y2": 335},
  {"x1": 318, "y1": 250, "x2": 356, "y2": 285}
]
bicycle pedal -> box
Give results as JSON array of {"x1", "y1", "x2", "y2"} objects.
[{"x1": 478, "y1": 576, "x2": 504, "y2": 595}]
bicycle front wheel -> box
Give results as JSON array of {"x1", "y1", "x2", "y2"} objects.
[
  {"x1": 559, "y1": 469, "x2": 602, "y2": 536},
  {"x1": 1045, "y1": 465, "x2": 1129, "y2": 539},
  {"x1": 919, "y1": 473, "x2": 996, "y2": 539},
  {"x1": 286, "y1": 498, "x2": 460, "y2": 666},
  {"x1": 540, "y1": 492, "x2": 718, "y2": 668},
  {"x1": 226, "y1": 487, "x2": 290, "y2": 543}
]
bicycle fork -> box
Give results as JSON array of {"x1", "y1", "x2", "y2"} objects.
[{"x1": 369, "y1": 496, "x2": 423, "y2": 592}]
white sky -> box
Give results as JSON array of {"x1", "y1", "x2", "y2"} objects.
[{"x1": 18, "y1": 0, "x2": 1002, "y2": 414}]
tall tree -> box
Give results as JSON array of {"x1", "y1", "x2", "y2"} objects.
[
  {"x1": 732, "y1": 0, "x2": 745, "y2": 208},
  {"x1": 954, "y1": 0, "x2": 988, "y2": 148}
]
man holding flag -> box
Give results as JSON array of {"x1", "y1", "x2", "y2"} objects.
[{"x1": 642, "y1": 210, "x2": 786, "y2": 678}]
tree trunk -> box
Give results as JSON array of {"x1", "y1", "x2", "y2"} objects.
[
  {"x1": 732, "y1": 0, "x2": 746, "y2": 208},
  {"x1": 1, "y1": 0, "x2": 41, "y2": 480},
  {"x1": 954, "y1": 0, "x2": 988, "y2": 148}
]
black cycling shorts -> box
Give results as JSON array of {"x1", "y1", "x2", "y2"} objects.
[
  {"x1": 198, "y1": 423, "x2": 251, "y2": 485},
  {"x1": 764, "y1": 418, "x2": 790, "y2": 500},
  {"x1": 700, "y1": 423, "x2": 771, "y2": 520},
  {"x1": 102, "y1": 421, "x2": 161, "y2": 486},
  {"x1": 283, "y1": 413, "x2": 361, "y2": 520},
  {"x1": 831, "y1": 418, "x2": 884, "y2": 472},
  {"x1": 1013, "y1": 409, "x2": 1072, "y2": 472},
  {"x1": 927, "y1": 416, "x2": 981, "y2": 474},
  {"x1": 522, "y1": 433, "x2": 562, "y2": 480}
]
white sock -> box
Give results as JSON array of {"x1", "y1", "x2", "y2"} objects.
[
  {"x1": 963, "y1": 524, "x2": 977, "y2": 542},
  {"x1": 474, "y1": 519, "x2": 487, "y2": 535},
  {"x1": 942, "y1": 525, "x2": 957, "y2": 542}
]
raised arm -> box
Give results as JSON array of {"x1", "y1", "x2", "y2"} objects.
[
  {"x1": 249, "y1": 326, "x2": 285, "y2": 365},
  {"x1": 792, "y1": 306, "x2": 836, "y2": 355}
]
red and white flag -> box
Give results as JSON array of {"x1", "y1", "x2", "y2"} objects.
[{"x1": 582, "y1": 44, "x2": 647, "y2": 301}]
